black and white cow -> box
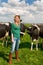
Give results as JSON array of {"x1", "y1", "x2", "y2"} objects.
[
  {"x1": 20, "y1": 22, "x2": 29, "y2": 36},
  {"x1": 0, "y1": 22, "x2": 11, "y2": 46},
  {"x1": 27, "y1": 24, "x2": 43, "y2": 50},
  {"x1": 20, "y1": 19, "x2": 28, "y2": 36}
]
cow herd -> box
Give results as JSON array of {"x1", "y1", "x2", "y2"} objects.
[{"x1": 0, "y1": 22, "x2": 43, "y2": 50}]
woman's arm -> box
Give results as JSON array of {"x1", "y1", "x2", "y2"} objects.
[
  {"x1": 11, "y1": 33, "x2": 14, "y2": 43},
  {"x1": 11, "y1": 23, "x2": 14, "y2": 43}
]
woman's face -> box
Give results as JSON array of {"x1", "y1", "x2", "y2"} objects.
[{"x1": 15, "y1": 16, "x2": 20, "y2": 23}]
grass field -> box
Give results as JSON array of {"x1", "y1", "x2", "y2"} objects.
[
  {"x1": 0, "y1": 32, "x2": 43, "y2": 65},
  {"x1": 0, "y1": 24, "x2": 43, "y2": 65}
]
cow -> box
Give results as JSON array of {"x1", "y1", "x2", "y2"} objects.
[
  {"x1": 20, "y1": 22, "x2": 27, "y2": 36},
  {"x1": 0, "y1": 22, "x2": 11, "y2": 46},
  {"x1": 27, "y1": 24, "x2": 43, "y2": 50},
  {"x1": 20, "y1": 20, "x2": 29, "y2": 36}
]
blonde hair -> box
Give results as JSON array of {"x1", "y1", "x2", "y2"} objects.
[
  {"x1": 14, "y1": 15, "x2": 20, "y2": 24},
  {"x1": 14, "y1": 15, "x2": 20, "y2": 20}
]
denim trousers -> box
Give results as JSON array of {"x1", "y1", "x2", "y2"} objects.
[{"x1": 11, "y1": 37, "x2": 20, "y2": 53}]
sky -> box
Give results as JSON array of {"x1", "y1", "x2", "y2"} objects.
[{"x1": 0, "y1": 0, "x2": 43, "y2": 23}]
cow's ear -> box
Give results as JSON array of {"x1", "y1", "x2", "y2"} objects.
[{"x1": 20, "y1": 20, "x2": 22, "y2": 22}]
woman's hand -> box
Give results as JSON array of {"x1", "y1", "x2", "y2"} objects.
[{"x1": 11, "y1": 38, "x2": 14, "y2": 43}]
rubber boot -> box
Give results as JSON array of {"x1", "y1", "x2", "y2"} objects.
[
  {"x1": 15, "y1": 51, "x2": 20, "y2": 61},
  {"x1": 9, "y1": 53, "x2": 12, "y2": 64}
]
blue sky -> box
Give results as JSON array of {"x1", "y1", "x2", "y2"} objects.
[
  {"x1": 25, "y1": 0, "x2": 36, "y2": 5},
  {"x1": 1, "y1": 0, "x2": 36, "y2": 5},
  {"x1": 1, "y1": 0, "x2": 8, "y2": 3}
]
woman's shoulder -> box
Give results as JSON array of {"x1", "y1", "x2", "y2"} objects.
[
  {"x1": 11, "y1": 23, "x2": 14, "y2": 25},
  {"x1": 11, "y1": 23, "x2": 16, "y2": 27}
]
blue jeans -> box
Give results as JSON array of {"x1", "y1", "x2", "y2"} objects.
[{"x1": 11, "y1": 37, "x2": 20, "y2": 53}]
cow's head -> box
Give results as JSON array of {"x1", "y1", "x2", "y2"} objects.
[
  {"x1": 5, "y1": 22, "x2": 11, "y2": 38},
  {"x1": 27, "y1": 24, "x2": 40, "y2": 38}
]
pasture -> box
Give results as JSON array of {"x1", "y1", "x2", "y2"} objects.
[{"x1": 0, "y1": 24, "x2": 43, "y2": 65}]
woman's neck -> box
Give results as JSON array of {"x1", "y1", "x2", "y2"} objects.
[{"x1": 14, "y1": 21, "x2": 20, "y2": 26}]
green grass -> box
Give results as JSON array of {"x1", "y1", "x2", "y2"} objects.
[{"x1": 0, "y1": 24, "x2": 43, "y2": 65}]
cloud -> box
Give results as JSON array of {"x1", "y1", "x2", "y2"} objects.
[
  {"x1": 0, "y1": 0, "x2": 43, "y2": 23},
  {"x1": 32, "y1": 0, "x2": 43, "y2": 22}
]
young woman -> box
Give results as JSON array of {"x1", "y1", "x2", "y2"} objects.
[{"x1": 9, "y1": 15, "x2": 20, "y2": 64}]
